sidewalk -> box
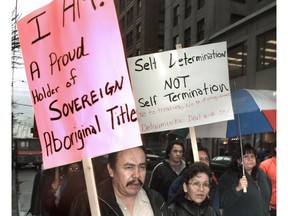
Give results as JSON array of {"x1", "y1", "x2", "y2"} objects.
[{"x1": 12, "y1": 167, "x2": 19, "y2": 216}]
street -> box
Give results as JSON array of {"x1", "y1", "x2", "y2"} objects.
[{"x1": 14, "y1": 166, "x2": 38, "y2": 216}]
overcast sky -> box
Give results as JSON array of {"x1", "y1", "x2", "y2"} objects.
[{"x1": 12, "y1": 0, "x2": 52, "y2": 127}]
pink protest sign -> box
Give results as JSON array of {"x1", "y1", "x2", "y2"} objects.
[{"x1": 17, "y1": 0, "x2": 142, "y2": 169}]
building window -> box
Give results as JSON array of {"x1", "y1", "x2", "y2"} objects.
[
  {"x1": 159, "y1": 0, "x2": 165, "y2": 14},
  {"x1": 231, "y1": 0, "x2": 246, "y2": 3},
  {"x1": 127, "y1": 7, "x2": 134, "y2": 26},
  {"x1": 136, "y1": 49, "x2": 141, "y2": 56},
  {"x1": 256, "y1": 29, "x2": 276, "y2": 71},
  {"x1": 173, "y1": 5, "x2": 180, "y2": 27},
  {"x1": 184, "y1": 27, "x2": 191, "y2": 47},
  {"x1": 137, "y1": 0, "x2": 141, "y2": 16},
  {"x1": 158, "y1": 21, "x2": 164, "y2": 39},
  {"x1": 228, "y1": 42, "x2": 247, "y2": 78},
  {"x1": 198, "y1": 0, "x2": 205, "y2": 10},
  {"x1": 136, "y1": 23, "x2": 141, "y2": 40},
  {"x1": 173, "y1": 35, "x2": 180, "y2": 48},
  {"x1": 197, "y1": 19, "x2": 205, "y2": 42},
  {"x1": 185, "y1": 0, "x2": 192, "y2": 18},
  {"x1": 120, "y1": 17, "x2": 125, "y2": 31},
  {"x1": 119, "y1": 0, "x2": 125, "y2": 12},
  {"x1": 230, "y1": 13, "x2": 245, "y2": 24},
  {"x1": 126, "y1": 31, "x2": 133, "y2": 49}
]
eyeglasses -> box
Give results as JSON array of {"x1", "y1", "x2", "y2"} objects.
[
  {"x1": 243, "y1": 154, "x2": 256, "y2": 160},
  {"x1": 187, "y1": 181, "x2": 210, "y2": 190}
]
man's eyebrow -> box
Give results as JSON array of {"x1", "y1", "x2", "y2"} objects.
[
  {"x1": 123, "y1": 162, "x2": 146, "y2": 166},
  {"x1": 124, "y1": 162, "x2": 135, "y2": 166}
]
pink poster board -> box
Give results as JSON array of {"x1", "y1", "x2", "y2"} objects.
[{"x1": 17, "y1": 0, "x2": 142, "y2": 169}]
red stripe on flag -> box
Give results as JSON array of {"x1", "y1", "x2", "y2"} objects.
[{"x1": 262, "y1": 110, "x2": 276, "y2": 132}]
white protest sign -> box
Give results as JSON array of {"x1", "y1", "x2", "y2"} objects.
[{"x1": 128, "y1": 42, "x2": 234, "y2": 134}]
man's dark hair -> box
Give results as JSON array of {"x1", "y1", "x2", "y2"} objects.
[
  {"x1": 165, "y1": 140, "x2": 185, "y2": 159},
  {"x1": 198, "y1": 145, "x2": 210, "y2": 160},
  {"x1": 186, "y1": 145, "x2": 210, "y2": 164},
  {"x1": 108, "y1": 146, "x2": 145, "y2": 170}
]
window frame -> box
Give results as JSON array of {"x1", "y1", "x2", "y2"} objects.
[
  {"x1": 173, "y1": 5, "x2": 180, "y2": 27},
  {"x1": 227, "y1": 42, "x2": 247, "y2": 78},
  {"x1": 256, "y1": 29, "x2": 276, "y2": 71}
]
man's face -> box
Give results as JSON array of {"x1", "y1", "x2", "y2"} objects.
[
  {"x1": 198, "y1": 150, "x2": 210, "y2": 166},
  {"x1": 108, "y1": 147, "x2": 146, "y2": 198},
  {"x1": 169, "y1": 144, "x2": 184, "y2": 164}
]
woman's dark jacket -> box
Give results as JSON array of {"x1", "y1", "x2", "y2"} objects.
[
  {"x1": 169, "y1": 197, "x2": 218, "y2": 216},
  {"x1": 219, "y1": 167, "x2": 272, "y2": 216},
  {"x1": 69, "y1": 178, "x2": 169, "y2": 216}
]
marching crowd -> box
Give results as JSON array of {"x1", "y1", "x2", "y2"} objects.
[{"x1": 27, "y1": 140, "x2": 276, "y2": 216}]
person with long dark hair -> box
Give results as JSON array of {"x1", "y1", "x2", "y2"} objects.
[{"x1": 218, "y1": 143, "x2": 272, "y2": 216}]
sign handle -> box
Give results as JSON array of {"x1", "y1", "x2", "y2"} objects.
[
  {"x1": 174, "y1": 44, "x2": 199, "y2": 164},
  {"x1": 55, "y1": 166, "x2": 59, "y2": 181},
  {"x1": 82, "y1": 157, "x2": 101, "y2": 216},
  {"x1": 189, "y1": 127, "x2": 199, "y2": 162}
]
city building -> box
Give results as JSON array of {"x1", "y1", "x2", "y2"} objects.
[
  {"x1": 114, "y1": 0, "x2": 277, "y2": 157},
  {"x1": 164, "y1": 0, "x2": 276, "y2": 156},
  {"x1": 115, "y1": 0, "x2": 276, "y2": 90},
  {"x1": 114, "y1": 0, "x2": 165, "y2": 57},
  {"x1": 164, "y1": 0, "x2": 276, "y2": 91},
  {"x1": 109, "y1": 0, "x2": 277, "y2": 156}
]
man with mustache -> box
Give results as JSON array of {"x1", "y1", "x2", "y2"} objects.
[{"x1": 69, "y1": 146, "x2": 169, "y2": 216}]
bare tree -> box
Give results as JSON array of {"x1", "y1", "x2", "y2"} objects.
[
  {"x1": 11, "y1": 5, "x2": 24, "y2": 137},
  {"x1": 11, "y1": 6, "x2": 23, "y2": 71}
]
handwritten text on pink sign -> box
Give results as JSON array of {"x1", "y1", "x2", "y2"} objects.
[{"x1": 17, "y1": 0, "x2": 142, "y2": 169}]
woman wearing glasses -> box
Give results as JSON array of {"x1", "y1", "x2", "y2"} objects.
[
  {"x1": 168, "y1": 162, "x2": 217, "y2": 216},
  {"x1": 218, "y1": 143, "x2": 272, "y2": 216}
]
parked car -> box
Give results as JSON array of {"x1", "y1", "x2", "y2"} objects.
[
  {"x1": 210, "y1": 155, "x2": 231, "y2": 179},
  {"x1": 145, "y1": 148, "x2": 163, "y2": 170}
]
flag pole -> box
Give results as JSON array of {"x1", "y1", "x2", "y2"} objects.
[{"x1": 55, "y1": 166, "x2": 59, "y2": 181}]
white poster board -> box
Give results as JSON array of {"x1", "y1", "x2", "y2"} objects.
[{"x1": 128, "y1": 42, "x2": 234, "y2": 134}]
